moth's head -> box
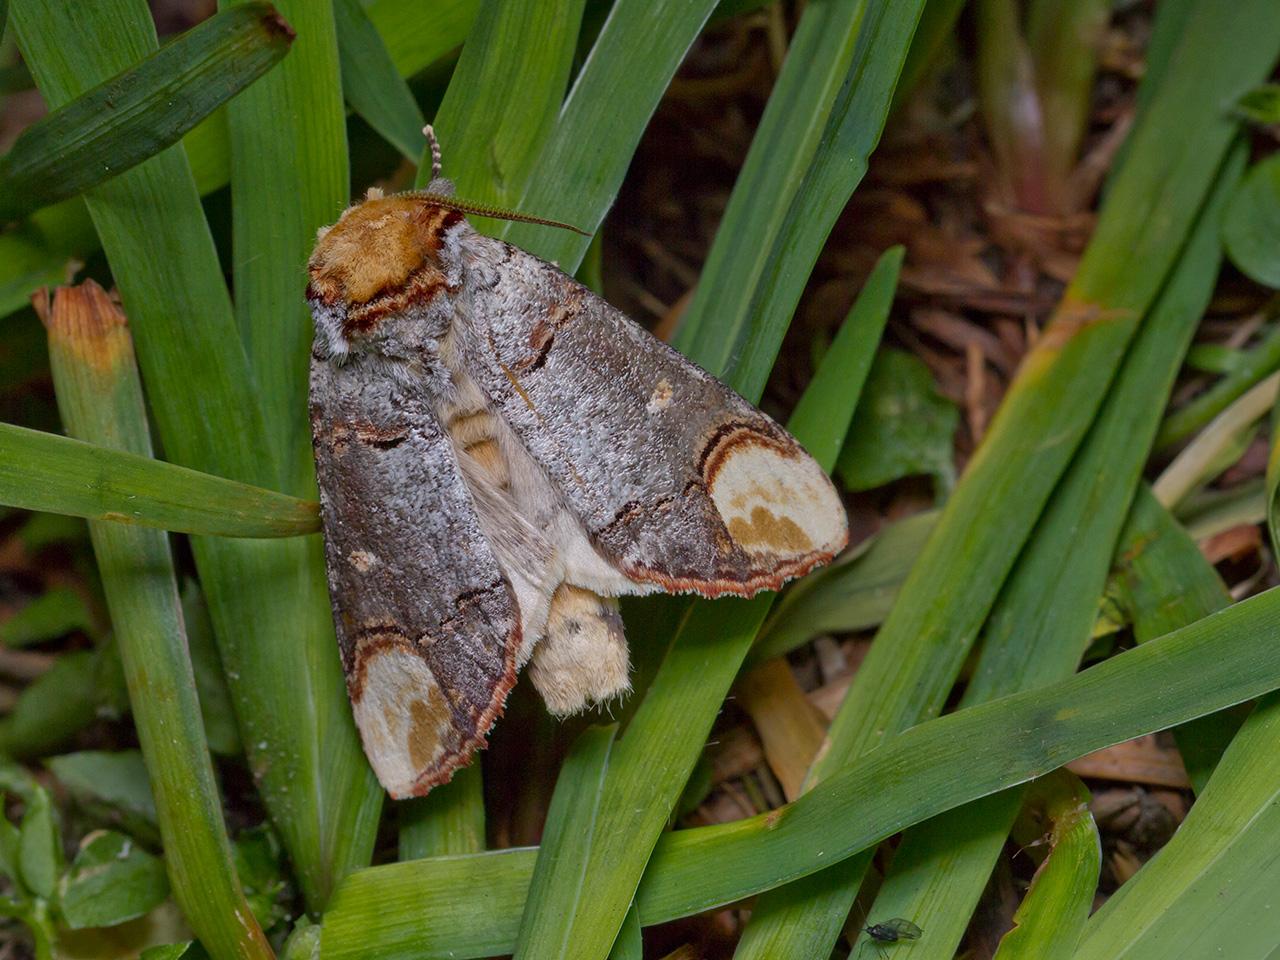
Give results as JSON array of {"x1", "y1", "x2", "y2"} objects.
[
  {"x1": 307, "y1": 187, "x2": 465, "y2": 334},
  {"x1": 307, "y1": 187, "x2": 587, "y2": 356}
]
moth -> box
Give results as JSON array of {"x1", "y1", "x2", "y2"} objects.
[{"x1": 307, "y1": 138, "x2": 848, "y2": 798}]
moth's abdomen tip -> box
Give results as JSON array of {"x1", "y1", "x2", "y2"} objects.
[
  {"x1": 307, "y1": 195, "x2": 463, "y2": 309},
  {"x1": 529, "y1": 587, "x2": 630, "y2": 716}
]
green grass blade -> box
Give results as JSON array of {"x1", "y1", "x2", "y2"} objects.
[
  {"x1": 0, "y1": 2, "x2": 293, "y2": 222},
  {"x1": 40, "y1": 282, "x2": 271, "y2": 960},
  {"x1": 495, "y1": 0, "x2": 719, "y2": 270},
  {"x1": 2, "y1": 0, "x2": 711, "y2": 320},
  {"x1": 365, "y1": 0, "x2": 479, "y2": 79},
  {"x1": 786, "y1": 246, "x2": 902, "y2": 469},
  {"x1": 606, "y1": 903, "x2": 641, "y2": 960},
  {"x1": 397, "y1": 765, "x2": 485, "y2": 860},
  {"x1": 1266, "y1": 357, "x2": 1280, "y2": 556},
  {"x1": 324, "y1": 846, "x2": 535, "y2": 959},
  {"x1": 544, "y1": 596, "x2": 775, "y2": 959},
  {"x1": 181, "y1": 581, "x2": 245, "y2": 757},
  {"x1": 1177, "y1": 475, "x2": 1267, "y2": 541},
  {"x1": 674, "y1": 0, "x2": 927, "y2": 400},
  {"x1": 1075, "y1": 691, "x2": 1280, "y2": 960},
  {"x1": 11, "y1": 0, "x2": 379, "y2": 911},
  {"x1": 221, "y1": 0, "x2": 348, "y2": 492},
  {"x1": 320, "y1": 583, "x2": 1280, "y2": 958},
  {"x1": 512, "y1": 724, "x2": 617, "y2": 958},
  {"x1": 970, "y1": 147, "x2": 1237, "y2": 704},
  {"x1": 333, "y1": 0, "x2": 426, "y2": 162},
  {"x1": 640, "y1": 586, "x2": 1280, "y2": 917},
  {"x1": 1079, "y1": 496, "x2": 1280, "y2": 959},
  {"x1": 1115, "y1": 487, "x2": 1231, "y2": 648},
  {"x1": 0, "y1": 231, "x2": 74, "y2": 317},
  {"x1": 0, "y1": 422, "x2": 319, "y2": 537},
  {"x1": 1104, "y1": 0, "x2": 1196, "y2": 188},
  {"x1": 987, "y1": 773, "x2": 1099, "y2": 960},
  {"x1": 672, "y1": 0, "x2": 874, "y2": 372},
  {"x1": 498, "y1": 242, "x2": 894, "y2": 956},
  {"x1": 1157, "y1": 305, "x2": 1280, "y2": 451},
  {"x1": 733, "y1": 5, "x2": 1280, "y2": 952},
  {"x1": 1110, "y1": 486, "x2": 1243, "y2": 793},
  {"x1": 833, "y1": 154, "x2": 1238, "y2": 960},
  {"x1": 419, "y1": 0, "x2": 587, "y2": 205},
  {"x1": 220, "y1": 0, "x2": 385, "y2": 905},
  {"x1": 0, "y1": 0, "x2": 476, "y2": 324},
  {"x1": 750, "y1": 509, "x2": 936, "y2": 666},
  {"x1": 10, "y1": 0, "x2": 276, "y2": 491},
  {"x1": 891, "y1": 0, "x2": 966, "y2": 113},
  {"x1": 1156, "y1": 371, "x2": 1276, "y2": 510}
]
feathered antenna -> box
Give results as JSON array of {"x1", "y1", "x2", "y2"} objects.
[{"x1": 417, "y1": 125, "x2": 589, "y2": 236}]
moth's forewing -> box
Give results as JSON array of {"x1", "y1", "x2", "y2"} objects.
[
  {"x1": 459, "y1": 240, "x2": 849, "y2": 597},
  {"x1": 309, "y1": 356, "x2": 520, "y2": 799}
]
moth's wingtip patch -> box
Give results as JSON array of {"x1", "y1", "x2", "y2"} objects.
[
  {"x1": 392, "y1": 656, "x2": 519, "y2": 799},
  {"x1": 350, "y1": 641, "x2": 450, "y2": 798},
  {"x1": 350, "y1": 634, "x2": 518, "y2": 799},
  {"x1": 704, "y1": 427, "x2": 847, "y2": 561}
]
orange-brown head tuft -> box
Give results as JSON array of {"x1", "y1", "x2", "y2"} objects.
[{"x1": 308, "y1": 196, "x2": 462, "y2": 307}]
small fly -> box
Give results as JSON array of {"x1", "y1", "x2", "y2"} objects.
[{"x1": 860, "y1": 918, "x2": 922, "y2": 957}]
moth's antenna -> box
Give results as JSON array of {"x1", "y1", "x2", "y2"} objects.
[
  {"x1": 409, "y1": 192, "x2": 591, "y2": 237},
  {"x1": 423, "y1": 124, "x2": 443, "y2": 180},
  {"x1": 412, "y1": 125, "x2": 587, "y2": 235}
]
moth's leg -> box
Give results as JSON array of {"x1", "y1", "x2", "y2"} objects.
[{"x1": 528, "y1": 585, "x2": 630, "y2": 715}]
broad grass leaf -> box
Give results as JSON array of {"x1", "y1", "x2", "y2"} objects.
[
  {"x1": 18, "y1": 787, "x2": 60, "y2": 899},
  {"x1": 1223, "y1": 154, "x2": 1280, "y2": 289},
  {"x1": 1, "y1": 651, "x2": 101, "y2": 759},
  {"x1": 837, "y1": 348, "x2": 958, "y2": 498},
  {"x1": 233, "y1": 825, "x2": 292, "y2": 931},
  {"x1": 46, "y1": 751, "x2": 160, "y2": 847},
  {"x1": 58, "y1": 829, "x2": 169, "y2": 930},
  {"x1": 1233, "y1": 83, "x2": 1280, "y2": 125},
  {"x1": 0, "y1": 586, "x2": 94, "y2": 648}
]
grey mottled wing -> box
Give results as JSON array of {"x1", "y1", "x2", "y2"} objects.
[
  {"x1": 310, "y1": 354, "x2": 519, "y2": 798},
  {"x1": 460, "y1": 238, "x2": 848, "y2": 597}
]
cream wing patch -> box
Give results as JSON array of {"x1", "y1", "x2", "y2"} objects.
[
  {"x1": 708, "y1": 440, "x2": 846, "y2": 558},
  {"x1": 351, "y1": 643, "x2": 453, "y2": 799}
]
